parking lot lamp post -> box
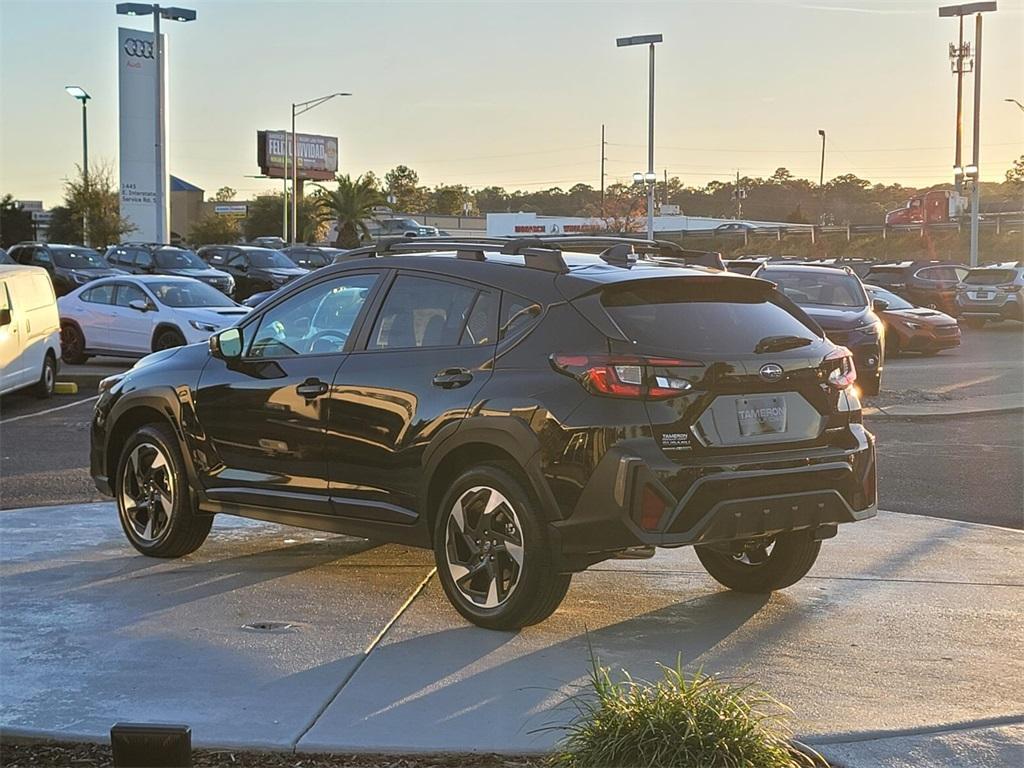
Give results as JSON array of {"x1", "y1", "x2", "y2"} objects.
[
  {"x1": 115, "y1": 4, "x2": 196, "y2": 244},
  {"x1": 290, "y1": 92, "x2": 351, "y2": 244},
  {"x1": 1006, "y1": 98, "x2": 1024, "y2": 112},
  {"x1": 617, "y1": 34, "x2": 662, "y2": 240},
  {"x1": 65, "y1": 86, "x2": 90, "y2": 244}
]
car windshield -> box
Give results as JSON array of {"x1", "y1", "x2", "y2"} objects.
[
  {"x1": 765, "y1": 269, "x2": 868, "y2": 308},
  {"x1": 51, "y1": 247, "x2": 105, "y2": 269},
  {"x1": 246, "y1": 249, "x2": 294, "y2": 268},
  {"x1": 148, "y1": 280, "x2": 236, "y2": 308},
  {"x1": 867, "y1": 286, "x2": 913, "y2": 311},
  {"x1": 964, "y1": 269, "x2": 1016, "y2": 285},
  {"x1": 154, "y1": 248, "x2": 207, "y2": 269}
]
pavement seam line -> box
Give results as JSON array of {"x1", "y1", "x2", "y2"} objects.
[
  {"x1": 289, "y1": 566, "x2": 437, "y2": 752},
  {"x1": 0, "y1": 396, "x2": 99, "y2": 425}
]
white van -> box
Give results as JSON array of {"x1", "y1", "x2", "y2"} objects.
[{"x1": 0, "y1": 265, "x2": 61, "y2": 398}]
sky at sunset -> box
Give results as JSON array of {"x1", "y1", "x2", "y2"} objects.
[{"x1": 2, "y1": 0, "x2": 1022, "y2": 207}]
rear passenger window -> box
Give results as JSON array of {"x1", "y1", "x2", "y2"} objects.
[
  {"x1": 460, "y1": 290, "x2": 497, "y2": 346},
  {"x1": 82, "y1": 285, "x2": 115, "y2": 304},
  {"x1": 499, "y1": 293, "x2": 542, "y2": 342},
  {"x1": 370, "y1": 275, "x2": 478, "y2": 350}
]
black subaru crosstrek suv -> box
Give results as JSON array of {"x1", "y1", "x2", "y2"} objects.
[
  {"x1": 90, "y1": 236, "x2": 877, "y2": 630},
  {"x1": 755, "y1": 263, "x2": 885, "y2": 396}
]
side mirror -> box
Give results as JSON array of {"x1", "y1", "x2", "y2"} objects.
[
  {"x1": 0, "y1": 308, "x2": 11, "y2": 327},
  {"x1": 128, "y1": 299, "x2": 150, "y2": 312},
  {"x1": 210, "y1": 327, "x2": 243, "y2": 359},
  {"x1": 872, "y1": 299, "x2": 889, "y2": 313}
]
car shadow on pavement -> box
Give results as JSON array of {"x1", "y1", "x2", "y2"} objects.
[{"x1": 295, "y1": 589, "x2": 776, "y2": 751}]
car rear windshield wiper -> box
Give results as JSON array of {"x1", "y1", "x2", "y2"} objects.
[{"x1": 754, "y1": 335, "x2": 814, "y2": 354}]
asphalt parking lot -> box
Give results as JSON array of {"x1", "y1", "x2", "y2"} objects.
[{"x1": 2, "y1": 324, "x2": 1021, "y2": 527}]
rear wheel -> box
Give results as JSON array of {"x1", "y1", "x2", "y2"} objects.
[
  {"x1": 61, "y1": 323, "x2": 89, "y2": 364},
  {"x1": 32, "y1": 353, "x2": 56, "y2": 399},
  {"x1": 153, "y1": 328, "x2": 186, "y2": 351},
  {"x1": 433, "y1": 463, "x2": 571, "y2": 630},
  {"x1": 116, "y1": 423, "x2": 212, "y2": 558},
  {"x1": 695, "y1": 530, "x2": 821, "y2": 593}
]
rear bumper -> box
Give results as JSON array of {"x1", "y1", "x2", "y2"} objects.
[
  {"x1": 956, "y1": 296, "x2": 1022, "y2": 321},
  {"x1": 551, "y1": 425, "x2": 876, "y2": 567}
]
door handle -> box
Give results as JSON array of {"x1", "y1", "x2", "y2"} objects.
[
  {"x1": 432, "y1": 368, "x2": 473, "y2": 389},
  {"x1": 296, "y1": 377, "x2": 329, "y2": 399}
]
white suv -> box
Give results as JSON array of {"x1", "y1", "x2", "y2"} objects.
[{"x1": 956, "y1": 261, "x2": 1024, "y2": 326}]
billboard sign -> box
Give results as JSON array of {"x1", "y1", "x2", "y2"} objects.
[
  {"x1": 257, "y1": 131, "x2": 338, "y2": 181},
  {"x1": 118, "y1": 27, "x2": 166, "y2": 242}
]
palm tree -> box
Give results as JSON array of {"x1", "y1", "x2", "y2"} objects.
[{"x1": 314, "y1": 174, "x2": 385, "y2": 248}]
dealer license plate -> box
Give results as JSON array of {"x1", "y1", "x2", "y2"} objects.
[{"x1": 736, "y1": 396, "x2": 787, "y2": 437}]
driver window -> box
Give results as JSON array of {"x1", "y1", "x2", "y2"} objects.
[{"x1": 247, "y1": 273, "x2": 378, "y2": 358}]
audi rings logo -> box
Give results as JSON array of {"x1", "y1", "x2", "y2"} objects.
[
  {"x1": 123, "y1": 38, "x2": 155, "y2": 59},
  {"x1": 759, "y1": 363, "x2": 784, "y2": 382}
]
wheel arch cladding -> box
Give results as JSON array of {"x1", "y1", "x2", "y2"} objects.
[
  {"x1": 106, "y1": 391, "x2": 189, "y2": 487},
  {"x1": 151, "y1": 323, "x2": 184, "y2": 350}
]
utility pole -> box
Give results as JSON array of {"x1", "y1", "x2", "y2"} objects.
[
  {"x1": 600, "y1": 124, "x2": 606, "y2": 218},
  {"x1": 950, "y1": 15, "x2": 972, "y2": 199},
  {"x1": 940, "y1": 2, "x2": 997, "y2": 268},
  {"x1": 732, "y1": 171, "x2": 747, "y2": 219},
  {"x1": 818, "y1": 129, "x2": 826, "y2": 224}
]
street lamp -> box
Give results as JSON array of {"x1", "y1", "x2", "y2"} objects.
[
  {"x1": 290, "y1": 92, "x2": 351, "y2": 244},
  {"x1": 1006, "y1": 98, "x2": 1024, "y2": 112},
  {"x1": 939, "y1": 1, "x2": 997, "y2": 267},
  {"x1": 116, "y1": 3, "x2": 197, "y2": 244},
  {"x1": 616, "y1": 33, "x2": 662, "y2": 240},
  {"x1": 65, "y1": 86, "x2": 91, "y2": 245}
]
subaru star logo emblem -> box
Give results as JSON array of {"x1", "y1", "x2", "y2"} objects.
[{"x1": 759, "y1": 363, "x2": 784, "y2": 382}]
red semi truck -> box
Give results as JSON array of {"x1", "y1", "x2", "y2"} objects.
[{"x1": 885, "y1": 189, "x2": 965, "y2": 225}]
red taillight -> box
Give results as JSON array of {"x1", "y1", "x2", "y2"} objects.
[
  {"x1": 999, "y1": 284, "x2": 1021, "y2": 293},
  {"x1": 551, "y1": 354, "x2": 701, "y2": 400},
  {"x1": 824, "y1": 346, "x2": 857, "y2": 390}
]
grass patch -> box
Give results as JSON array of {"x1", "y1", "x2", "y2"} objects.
[{"x1": 549, "y1": 656, "x2": 822, "y2": 768}]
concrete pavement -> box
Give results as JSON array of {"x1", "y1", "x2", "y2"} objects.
[{"x1": 1, "y1": 503, "x2": 1021, "y2": 766}]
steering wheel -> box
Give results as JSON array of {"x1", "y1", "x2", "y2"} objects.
[{"x1": 306, "y1": 329, "x2": 349, "y2": 354}]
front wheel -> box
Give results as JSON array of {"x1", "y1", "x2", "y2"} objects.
[
  {"x1": 116, "y1": 423, "x2": 212, "y2": 558},
  {"x1": 695, "y1": 530, "x2": 821, "y2": 593},
  {"x1": 153, "y1": 328, "x2": 186, "y2": 352},
  {"x1": 434, "y1": 463, "x2": 571, "y2": 630},
  {"x1": 32, "y1": 353, "x2": 56, "y2": 398}
]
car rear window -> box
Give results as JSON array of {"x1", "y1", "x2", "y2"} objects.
[
  {"x1": 964, "y1": 269, "x2": 1016, "y2": 285},
  {"x1": 599, "y1": 278, "x2": 820, "y2": 355}
]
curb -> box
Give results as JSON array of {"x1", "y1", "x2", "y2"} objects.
[{"x1": 864, "y1": 403, "x2": 1023, "y2": 421}]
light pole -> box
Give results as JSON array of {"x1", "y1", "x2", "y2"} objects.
[
  {"x1": 290, "y1": 92, "x2": 351, "y2": 243},
  {"x1": 65, "y1": 86, "x2": 90, "y2": 244},
  {"x1": 116, "y1": 3, "x2": 196, "y2": 244},
  {"x1": 1006, "y1": 98, "x2": 1024, "y2": 112},
  {"x1": 617, "y1": 33, "x2": 662, "y2": 240},
  {"x1": 818, "y1": 129, "x2": 826, "y2": 225},
  {"x1": 940, "y1": 2, "x2": 997, "y2": 267}
]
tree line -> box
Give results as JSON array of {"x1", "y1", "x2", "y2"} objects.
[{"x1": 3, "y1": 156, "x2": 1021, "y2": 250}]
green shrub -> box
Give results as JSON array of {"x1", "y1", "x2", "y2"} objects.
[{"x1": 549, "y1": 657, "x2": 820, "y2": 768}]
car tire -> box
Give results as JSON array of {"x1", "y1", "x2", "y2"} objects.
[
  {"x1": 433, "y1": 462, "x2": 571, "y2": 630},
  {"x1": 860, "y1": 372, "x2": 881, "y2": 397},
  {"x1": 115, "y1": 423, "x2": 213, "y2": 558},
  {"x1": 32, "y1": 353, "x2": 56, "y2": 399},
  {"x1": 61, "y1": 323, "x2": 89, "y2": 365},
  {"x1": 695, "y1": 530, "x2": 821, "y2": 593},
  {"x1": 153, "y1": 328, "x2": 186, "y2": 352}
]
